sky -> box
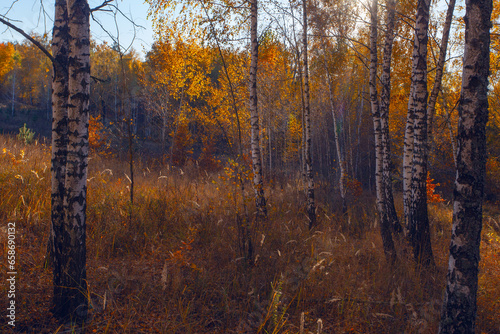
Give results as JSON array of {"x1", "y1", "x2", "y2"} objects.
[{"x1": 0, "y1": 0, "x2": 155, "y2": 57}]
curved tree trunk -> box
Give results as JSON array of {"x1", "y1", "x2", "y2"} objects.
[
  {"x1": 249, "y1": 0, "x2": 267, "y2": 219},
  {"x1": 438, "y1": 0, "x2": 492, "y2": 330},
  {"x1": 427, "y1": 0, "x2": 456, "y2": 144},
  {"x1": 303, "y1": 0, "x2": 316, "y2": 229}
]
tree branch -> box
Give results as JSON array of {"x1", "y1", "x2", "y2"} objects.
[
  {"x1": 0, "y1": 16, "x2": 55, "y2": 63},
  {"x1": 91, "y1": 0, "x2": 115, "y2": 12}
]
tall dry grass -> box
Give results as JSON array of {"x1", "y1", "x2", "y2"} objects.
[{"x1": 0, "y1": 133, "x2": 499, "y2": 333}]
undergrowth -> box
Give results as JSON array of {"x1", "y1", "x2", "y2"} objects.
[{"x1": 0, "y1": 134, "x2": 499, "y2": 333}]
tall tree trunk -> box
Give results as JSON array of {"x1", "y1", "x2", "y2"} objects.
[
  {"x1": 369, "y1": 0, "x2": 396, "y2": 262},
  {"x1": 162, "y1": 102, "x2": 167, "y2": 148},
  {"x1": 440, "y1": 92, "x2": 458, "y2": 166},
  {"x1": 406, "y1": 0, "x2": 434, "y2": 266},
  {"x1": 379, "y1": 0, "x2": 401, "y2": 234},
  {"x1": 49, "y1": 0, "x2": 69, "y2": 271},
  {"x1": 127, "y1": 110, "x2": 134, "y2": 207},
  {"x1": 53, "y1": 0, "x2": 91, "y2": 322},
  {"x1": 322, "y1": 52, "x2": 347, "y2": 213},
  {"x1": 402, "y1": 84, "x2": 415, "y2": 225},
  {"x1": 427, "y1": 0, "x2": 456, "y2": 144},
  {"x1": 118, "y1": 50, "x2": 135, "y2": 210},
  {"x1": 303, "y1": 0, "x2": 316, "y2": 228},
  {"x1": 249, "y1": 0, "x2": 267, "y2": 219},
  {"x1": 355, "y1": 90, "x2": 364, "y2": 180},
  {"x1": 268, "y1": 117, "x2": 272, "y2": 178},
  {"x1": 438, "y1": 0, "x2": 492, "y2": 330}
]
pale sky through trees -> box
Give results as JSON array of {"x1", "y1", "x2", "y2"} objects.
[{"x1": 1, "y1": 0, "x2": 154, "y2": 57}]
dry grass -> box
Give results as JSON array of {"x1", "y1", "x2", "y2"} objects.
[{"x1": 0, "y1": 134, "x2": 499, "y2": 333}]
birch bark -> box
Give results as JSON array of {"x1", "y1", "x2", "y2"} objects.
[
  {"x1": 379, "y1": 0, "x2": 401, "y2": 233},
  {"x1": 303, "y1": 0, "x2": 316, "y2": 228},
  {"x1": 427, "y1": 0, "x2": 456, "y2": 143},
  {"x1": 249, "y1": 0, "x2": 267, "y2": 219},
  {"x1": 50, "y1": 0, "x2": 69, "y2": 280},
  {"x1": 369, "y1": 0, "x2": 396, "y2": 262},
  {"x1": 405, "y1": 0, "x2": 434, "y2": 265},
  {"x1": 53, "y1": 0, "x2": 91, "y2": 321},
  {"x1": 439, "y1": 0, "x2": 492, "y2": 330}
]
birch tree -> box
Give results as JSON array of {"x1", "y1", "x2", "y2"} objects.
[
  {"x1": 438, "y1": 0, "x2": 492, "y2": 330},
  {"x1": 369, "y1": 0, "x2": 396, "y2": 262},
  {"x1": 379, "y1": 0, "x2": 401, "y2": 234},
  {"x1": 52, "y1": 0, "x2": 91, "y2": 322},
  {"x1": 403, "y1": 0, "x2": 434, "y2": 266},
  {"x1": 0, "y1": 0, "x2": 91, "y2": 322},
  {"x1": 427, "y1": 0, "x2": 456, "y2": 144},
  {"x1": 249, "y1": 0, "x2": 268, "y2": 219},
  {"x1": 50, "y1": 0, "x2": 70, "y2": 316},
  {"x1": 303, "y1": 0, "x2": 316, "y2": 228}
]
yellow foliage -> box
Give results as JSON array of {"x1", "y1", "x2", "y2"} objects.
[
  {"x1": 285, "y1": 113, "x2": 302, "y2": 163},
  {"x1": 170, "y1": 119, "x2": 195, "y2": 167},
  {"x1": 477, "y1": 225, "x2": 500, "y2": 332},
  {"x1": 0, "y1": 42, "x2": 15, "y2": 79},
  {"x1": 89, "y1": 115, "x2": 110, "y2": 155}
]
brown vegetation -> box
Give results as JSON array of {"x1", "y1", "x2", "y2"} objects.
[{"x1": 1, "y1": 134, "x2": 499, "y2": 333}]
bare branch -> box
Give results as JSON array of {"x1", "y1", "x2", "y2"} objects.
[
  {"x1": 90, "y1": 1, "x2": 145, "y2": 54},
  {"x1": 2, "y1": 0, "x2": 20, "y2": 17},
  {"x1": 91, "y1": 0, "x2": 115, "y2": 12},
  {"x1": 0, "y1": 16, "x2": 55, "y2": 63}
]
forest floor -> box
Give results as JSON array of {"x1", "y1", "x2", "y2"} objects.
[{"x1": 0, "y1": 133, "x2": 499, "y2": 334}]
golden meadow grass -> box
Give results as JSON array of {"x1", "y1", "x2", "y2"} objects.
[{"x1": 0, "y1": 133, "x2": 499, "y2": 333}]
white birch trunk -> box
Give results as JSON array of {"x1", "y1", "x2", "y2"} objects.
[
  {"x1": 55, "y1": 0, "x2": 91, "y2": 322},
  {"x1": 50, "y1": 0, "x2": 69, "y2": 272},
  {"x1": 406, "y1": 0, "x2": 434, "y2": 265},
  {"x1": 438, "y1": 0, "x2": 492, "y2": 330},
  {"x1": 369, "y1": 0, "x2": 396, "y2": 262},
  {"x1": 249, "y1": 0, "x2": 267, "y2": 219},
  {"x1": 379, "y1": 0, "x2": 401, "y2": 233},
  {"x1": 303, "y1": 0, "x2": 316, "y2": 228},
  {"x1": 402, "y1": 83, "x2": 415, "y2": 226}
]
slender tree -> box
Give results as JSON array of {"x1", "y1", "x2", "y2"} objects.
[
  {"x1": 404, "y1": 0, "x2": 434, "y2": 266},
  {"x1": 303, "y1": 0, "x2": 316, "y2": 228},
  {"x1": 379, "y1": 0, "x2": 401, "y2": 234},
  {"x1": 369, "y1": 0, "x2": 396, "y2": 262},
  {"x1": 249, "y1": 0, "x2": 268, "y2": 219},
  {"x1": 427, "y1": 0, "x2": 456, "y2": 144},
  {"x1": 322, "y1": 52, "x2": 347, "y2": 213},
  {"x1": 438, "y1": 0, "x2": 492, "y2": 330}
]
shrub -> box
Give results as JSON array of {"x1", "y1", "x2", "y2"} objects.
[{"x1": 17, "y1": 123, "x2": 35, "y2": 144}]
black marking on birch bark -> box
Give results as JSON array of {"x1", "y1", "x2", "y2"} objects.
[{"x1": 439, "y1": 0, "x2": 491, "y2": 330}]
